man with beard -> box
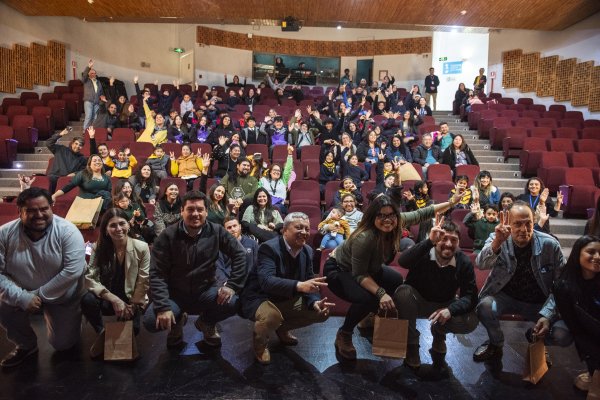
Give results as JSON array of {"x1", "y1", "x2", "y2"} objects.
[
  {"x1": 0, "y1": 188, "x2": 87, "y2": 366},
  {"x1": 220, "y1": 157, "x2": 258, "y2": 220},
  {"x1": 145, "y1": 191, "x2": 247, "y2": 348},
  {"x1": 46, "y1": 128, "x2": 88, "y2": 196},
  {"x1": 91, "y1": 94, "x2": 118, "y2": 136},
  {"x1": 394, "y1": 217, "x2": 479, "y2": 368}
]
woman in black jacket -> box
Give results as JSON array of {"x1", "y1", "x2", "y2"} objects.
[
  {"x1": 397, "y1": 110, "x2": 423, "y2": 144},
  {"x1": 319, "y1": 145, "x2": 340, "y2": 194},
  {"x1": 116, "y1": 103, "x2": 142, "y2": 132},
  {"x1": 240, "y1": 88, "x2": 261, "y2": 107},
  {"x1": 214, "y1": 139, "x2": 243, "y2": 179},
  {"x1": 340, "y1": 152, "x2": 368, "y2": 189},
  {"x1": 455, "y1": 83, "x2": 468, "y2": 105},
  {"x1": 356, "y1": 130, "x2": 382, "y2": 176},
  {"x1": 207, "y1": 115, "x2": 237, "y2": 148},
  {"x1": 415, "y1": 97, "x2": 432, "y2": 117},
  {"x1": 441, "y1": 133, "x2": 479, "y2": 175},
  {"x1": 224, "y1": 74, "x2": 246, "y2": 88},
  {"x1": 166, "y1": 115, "x2": 190, "y2": 144},
  {"x1": 552, "y1": 235, "x2": 600, "y2": 392}
]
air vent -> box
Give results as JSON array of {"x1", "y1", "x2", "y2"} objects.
[{"x1": 140, "y1": 62, "x2": 151, "y2": 68}]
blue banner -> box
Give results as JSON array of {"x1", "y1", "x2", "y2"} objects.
[{"x1": 443, "y1": 61, "x2": 463, "y2": 75}]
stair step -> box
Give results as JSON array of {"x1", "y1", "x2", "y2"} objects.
[
  {"x1": 479, "y1": 162, "x2": 520, "y2": 171},
  {"x1": 476, "y1": 156, "x2": 518, "y2": 163},
  {"x1": 17, "y1": 153, "x2": 55, "y2": 161},
  {"x1": 554, "y1": 234, "x2": 581, "y2": 248},
  {"x1": 493, "y1": 178, "x2": 529, "y2": 189},
  {"x1": 0, "y1": 169, "x2": 46, "y2": 178},
  {"x1": 484, "y1": 170, "x2": 522, "y2": 179}
]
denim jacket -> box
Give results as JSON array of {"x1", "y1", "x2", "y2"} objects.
[{"x1": 476, "y1": 230, "x2": 565, "y2": 324}]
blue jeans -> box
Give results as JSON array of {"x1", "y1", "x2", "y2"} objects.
[
  {"x1": 144, "y1": 287, "x2": 240, "y2": 332},
  {"x1": 320, "y1": 232, "x2": 344, "y2": 249},
  {"x1": 477, "y1": 290, "x2": 573, "y2": 347},
  {"x1": 83, "y1": 101, "x2": 99, "y2": 131},
  {"x1": 466, "y1": 105, "x2": 472, "y2": 113}
]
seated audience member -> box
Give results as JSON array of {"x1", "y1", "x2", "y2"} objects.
[
  {"x1": 442, "y1": 134, "x2": 478, "y2": 176},
  {"x1": 223, "y1": 88, "x2": 242, "y2": 111},
  {"x1": 117, "y1": 103, "x2": 142, "y2": 133},
  {"x1": 208, "y1": 114, "x2": 237, "y2": 148},
  {"x1": 341, "y1": 133, "x2": 358, "y2": 162},
  {"x1": 260, "y1": 116, "x2": 289, "y2": 156},
  {"x1": 154, "y1": 80, "x2": 179, "y2": 117},
  {"x1": 447, "y1": 175, "x2": 473, "y2": 215},
  {"x1": 290, "y1": 83, "x2": 305, "y2": 105},
  {"x1": 106, "y1": 148, "x2": 137, "y2": 179},
  {"x1": 248, "y1": 153, "x2": 268, "y2": 180},
  {"x1": 473, "y1": 203, "x2": 573, "y2": 362},
  {"x1": 324, "y1": 191, "x2": 466, "y2": 359},
  {"x1": 146, "y1": 145, "x2": 169, "y2": 180},
  {"x1": 240, "y1": 212, "x2": 332, "y2": 365},
  {"x1": 167, "y1": 115, "x2": 190, "y2": 144},
  {"x1": 404, "y1": 86, "x2": 422, "y2": 110},
  {"x1": 472, "y1": 171, "x2": 499, "y2": 205},
  {"x1": 385, "y1": 134, "x2": 412, "y2": 163},
  {"x1": 265, "y1": 73, "x2": 290, "y2": 91},
  {"x1": 242, "y1": 188, "x2": 283, "y2": 243},
  {"x1": 405, "y1": 181, "x2": 430, "y2": 212},
  {"x1": 318, "y1": 205, "x2": 350, "y2": 250},
  {"x1": 455, "y1": 83, "x2": 468, "y2": 107},
  {"x1": 416, "y1": 97, "x2": 433, "y2": 117},
  {"x1": 225, "y1": 74, "x2": 246, "y2": 88},
  {"x1": 466, "y1": 94, "x2": 484, "y2": 112},
  {"x1": 189, "y1": 115, "x2": 213, "y2": 144},
  {"x1": 203, "y1": 86, "x2": 223, "y2": 104},
  {"x1": 0, "y1": 188, "x2": 86, "y2": 367},
  {"x1": 552, "y1": 236, "x2": 600, "y2": 392},
  {"x1": 395, "y1": 217, "x2": 479, "y2": 367},
  {"x1": 434, "y1": 122, "x2": 455, "y2": 151},
  {"x1": 585, "y1": 196, "x2": 600, "y2": 236},
  {"x1": 81, "y1": 209, "x2": 150, "y2": 358},
  {"x1": 340, "y1": 153, "x2": 368, "y2": 189},
  {"x1": 214, "y1": 138, "x2": 243, "y2": 179},
  {"x1": 89, "y1": 129, "x2": 113, "y2": 176},
  {"x1": 51, "y1": 154, "x2": 112, "y2": 210},
  {"x1": 259, "y1": 146, "x2": 294, "y2": 213},
  {"x1": 47, "y1": 128, "x2": 88, "y2": 194},
  {"x1": 332, "y1": 177, "x2": 363, "y2": 207},
  {"x1": 412, "y1": 133, "x2": 442, "y2": 179},
  {"x1": 129, "y1": 164, "x2": 158, "y2": 205},
  {"x1": 198, "y1": 154, "x2": 238, "y2": 225},
  {"x1": 398, "y1": 110, "x2": 423, "y2": 143},
  {"x1": 216, "y1": 217, "x2": 258, "y2": 289},
  {"x1": 112, "y1": 192, "x2": 146, "y2": 238},
  {"x1": 356, "y1": 130, "x2": 381, "y2": 176},
  {"x1": 463, "y1": 203, "x2": 500, "y2": 254},
  {"x1": 499, "y1": 192, "x2": 515, "y2": 211},
  {"x1": 153, "y1": 182, "x2": 182, "y2": 237},
  {"x1": 319, "y1": 146, "x2": 340, "y2": 194},
  {"x1": 138, "y1": 95, "x2": 168, "y2": 146},
  {"x1": 145, "y1": 191, "x2": 248, "y2": 348},
  {"x1": 462, "y1": 90, "x2": 474, "y2": 107},
  {"x1": 240, "y1": 88, "x2": 260, "y2": 108},
  {"x1": 240, "y1": 116, "x2": 261, "y2": 147},
  {"x1": 322, "y1": 194, "x2": 363, "y2": 239},
  {"x1": 113, "y1": 179, "x2": 146, "y2": 212},
  {"x1": 92, "y1": 94, "x2": 118, "y2": 136},
  {"x1": 169, "y1": 144, "x2": 203, "y2": 190},
  {"x1": 220, "y1": 157, "x2": 258, "y2": 214},
  {"x1": 516, "y1": 177, "x2": 562, "y2": 234},
  {"x1": 310, "y1": 108, "x2": 345, "y2": 146},
  {"x1": 178, "y1": 83, "x2": 198, "y2": 117},
  {"x1": 290, "y1": 120, "x2": 317, "y2": 158}
]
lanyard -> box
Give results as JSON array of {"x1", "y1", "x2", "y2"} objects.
[{"x1": 529, "y1": 194, "x2": 540, "y2": 209}]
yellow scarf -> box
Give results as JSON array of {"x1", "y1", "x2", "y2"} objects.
[{"x1": 323, "y1": 161, "x2": 336, "y2": 173}]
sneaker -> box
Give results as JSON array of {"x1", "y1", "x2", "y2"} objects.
[
  {"x1": 405, "y1": 343, "x2": 421, "y2": 368},
  {"x1": 574, "y1": 372, "x2": 591, "y2": 391},
  {"x1": 473, "y1": 340, "x2": 503, "y2": 362},
  {"x1": 167, "y1": 312, "x2": 188, "y2": 348},
  {"x1": 317, "y1": 246, "x2": 324, "y2": 252},
  {"x1": 0, "y1": 346, "x2": 39, "y2": 367},
  {"x1": 430, "y1": 325, "x2": 447, "y2": 354},
  {"x1": 194, "y1": 316, "x2": 221, "y2": 347},
  {"x1": 334, "y1": 328, "x2": 357, "y2": 360},
  {"x1": 357, "y1": 313, "x2": 376, "y2": 329},
  {"x1": 90, "y1": 330, "x2": 105, "y2": 358}
]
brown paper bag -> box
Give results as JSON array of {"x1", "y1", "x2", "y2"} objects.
[
  {"x1": 104, "y1": 321, "x2": 139, "y2": 361},
  {"x1": 588, "y1": 370, "x2": 600, "y2": 400},
  {"x1": 65, "y1": 196, "x2": 103, "y2": 229},
  {"x1": 372, "y1": 311, "x2": 408, "y2": 359},
  {"x1": 399, "y1": 163, "x2": 422, "y2": 181},
  {"x1": 522, "y1": 336, "x2": 548, "y2": 384}
]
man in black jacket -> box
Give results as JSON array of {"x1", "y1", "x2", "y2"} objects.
[
  {"x1": 145, "y1": 191, "x2": 247, "y2": 348},
  {"x1": 412, "y1": 133, "x2": 443, "y2": 179},
  {"x1": 394, "y1": 218, "x2": 479, "y2": 368},
  {"x1": 425, "y1": 67, "x2": 440, "y2": 111},
  {"x1": 91, "y1": 95, "x2": 118, "y2": 136},
  {"x1": 46, "y1": 129, "x2": 88, "y2": 193}
]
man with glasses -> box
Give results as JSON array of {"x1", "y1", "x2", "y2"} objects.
[
  {"x1": 320, "y1": 194, "x2": 363, "y2": 238},
  {"x1": 394, "y1": 218, "x2": 479, "y2": 368}
]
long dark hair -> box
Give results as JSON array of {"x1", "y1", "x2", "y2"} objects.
[
  {"x1": 132, "y1": 163, "x2": 158, "y2": 189},
  {"x1": 112, "y1": 179, "x2": 144, "y2": 207},
  {"x1": 474, "y1": 170, "x2": 493, "y2": 198},
  {"x1": 216, "y1": 115, "x2": 233, "y2": 131},
  {"x1": 499, "y1": 192, "x2": 516, "y2": 210},
  {"x1": 207, "y1": 183, "x2": 229, "y2": 216},
  {"x1": 348, "y1": 194, "x2": 402, "y2": 255},
  {"x1": 252, "y1": 188, "x2": 276, "y2": 225},
  {"x1": 555, "y1": 235, "x2": 600, "y2": 305},
  {"x1": 159, "y1": 182, "x2": 182, "y2": 203},
  {"x1": 173, "y1": 115, "x2": 189, "y2": 134},
  {"x1": 523, "y1": 177, "x2": 546, "y2": 195},
  {"x1": 250, "y1": 154, "x2": 265, "y2": 180},
  {"x1": 90, "y1": 208, "x2": 132, "y2": 286},
  {"x1": 452, "y1": 133, "x2": 467, "y2": 152},
  {"x1": 589, "y1": 195, "x2": 600, "y2": 236},
  {"x1": 82, "y1": 154, "x2": 105, "y2": 180},
  {"x1": 389, "y1": 134, "x2": 408, "y2": 158}
]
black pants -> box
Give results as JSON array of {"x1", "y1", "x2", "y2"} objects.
[
  {"x1": 80, "y1": 292, "x2": 141, "y2": 336},
  {"x1": 323, "y1": 257, "x2": 404, "y2": 332},
  {"x1": 49, "y1": 175, "x2": 60, "y2": 194}
]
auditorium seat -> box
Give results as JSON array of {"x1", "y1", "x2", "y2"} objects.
[
  {"x1": 450, "y1": 209, "x2": 474, "y2": 252},
  {"x1": 430, "y1": 181, "x2": 455, "y2": 203},
  {"x1": 576, "y1": 139, "x2": 600, "y2": 154},
  {"x1": 559, "y1": 168, "x2": 600, "y2": 218},
  {"x1": 1, "y1": 98, "x2": 21, "y2": 115},
  {"x1": 498, "y1": 98, "x2": 514, "y2": 106},
  {"x1": 245, "y1": 144, "x2": 269, "y2": 161},
  {"x1": 84, "y1": 127, "x2": 108, "y2": 143},
  {"x1": 303, "y1": 161, "x2": 321, "y2": 182},
  {"x1": 272, "y1": 145, "x2": 296, "y2": 163},
  {"x1": 501, "y1": 110, "x2": 519, "y2": 125},
  {"x1": 509, "y1": 104, "x2": 526, "y2": 114},
  {"x1": 502, "y1": 128, "x2": 528, "y2": 162},
  {"x1": 0, "y1": 116, "x2": 7, "y2": 126},
  {"x1": 159, "y1": 143, "x2": 182, "y2": 159},
  {"x1": 549, "y1": 138, "x2": 575, "y2": 158},
  {"x1": 582, "y1": 127, "x2": 600, "y2": 140},
  {"x1": 6, "y1": 106, "x2": 28, "y2": 125},
  {"x1": 477, "y1": 110, "x2": 499, "y2": 139},
  {"x1": 47, "y1": 100, "x2": 68, "y2": 130},
  {"x1": 53, "y1": 86, "x2": 70, "y2": 98},
  {"x1": 569, "y1": 152, "x2": 600, "y2": 186},
  {"x1": 299, "y1": 145, "x2": 320, "y2": 163},
  {"x1": 24, "y1": 99, "x2": 45, "y2": 114},
  {"x1": 455, "y1": 165, "x2": 480, "y2": 183},
  {"x1": 543, "y1": 111, "x2": 563, "y2": 122},
  {"x1": 519, "y1": 138, "x2": 548, "y2": 177},
  {"x1": 584, "y1": 120, "x2": 600, "y2": 128},
  {"x1": 31, "y1": 107, "x2": 54, "y2": 140},
  {"x1": 521, "y1": 110, "x2": 541, "y2": 122},
  {"x1": 111, "y1": 128, "x2": 136, "y2": 142},
  {"x1": 554, "y1": 127, "x2": 579, "y2": 141},
  {"x1": 289, "y1": 180, "x2": 320, "y2": 208},
  {"x1": 128, "y1": 142, "x2": 154, "y2": 159},
  {"x1": 11, "y1": 115, "x2": 38, "y2": 151},
  {"x1": 61, "y1": 93, "x2": 82, "y2": 121},
  {"x1": 489, "y1": 117, "x2": 514, "y2": 149},
  {"x1": 157, "y1": 178, "x2": 187, "y2": 198},
  {"x1": 537, "y1": 152, "x2": 569, "y2": 192},
  {"x1": 467, "y1": 104, "x2": 486, "y2": 128},
  {"x1": 324, "y1": 180, "x2": 340, "y2": 210},
  {"x1": 0, "y1": 126, "x2": 18, "y2": 167},
  {"x1": 190, "y1": 143, "x2": 212, "y2": 158},
  {"x1": 536, "y1": 118, "x2": 559, "y2": 130},
  {"x1": 559, "y1": 119, "x2": 583, "y2": 130},
  {"x1": 548, "y1": 104, "x2": 567, "y2": 116},
  {"x1": 517, "y1": 98, "x2": 534, "y2": 107},
  {"x1": 54, "y1": 176, "x2": 79, "y2": 202},
  {"x1": 20, "y1": 92, "x2": 39, "y2": 105},
  {"x1": 515, "y1": 118, "x2": 536, "y2": 134},
  {"x1": 318, "y1": 249, "x2": 349, "y2": 316},
  {"x1": 529, "y1": 127, "x2": 553, "y2": 140},
  {"x1": 360, "y1": 181, "x2": 376, "y2": 209},
  {"x1": 528, "y1": 104, "x2": 546, "y2": 114},
  {"x1": 427, "y1": 164, "x2": 453, "y2": 182},
  {"x1": 41, "y1": 93, "x2": 59, "y2": 106}
]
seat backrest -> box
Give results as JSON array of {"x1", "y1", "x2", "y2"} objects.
[
  {"x1": 507, "y1": 126, "x2": 528, "y2": 138},
  {"x1": 0, "y1": 115, "x2": 8, "y2": 126},
  {"x1": 287, "y1": 206, "x2": 322, "y2": 236},
  {"x1": 245, "y1": 144, "x2": 269, "y2": 161},
  {"x1": 84, "y1": 127, "x2": 108, "y2": 142},
  {"x1": 289, "y1": 180, "x2": 320, "y2": 206},
  {"x1": 523, "y1": 137, "x2": 548, "y2": 151},
  {"x1": 469, "y1": 103, "x2": 486, "y2": 114},
  {"x1": 543, "y1": 111, "x2": 562, "y2": 122},
  {"x1": 515, "y1": 118, "x2": 535, "y2": 129},
  {"x1": 560, "y1": 119, "x2": 583, "y2": 130},
  {"x1": 0, "y1": 125, "x2": 14, "y2": 139},
  {"x1": 498, "y1": 97, "x2": 514, "y2": 105},
  {"x1": 570, "y1": 152, "x2": 599, "y2": 169},
  {"x1": 517, "y1": 98, "x2": 534, "y2": 106},
  {"x1": 577, "y1": 139, "x2": 600, "y2": 153},
  {"x1": 41, "y1": 93, "x2": 59, "y2": 106},
  {"x1": 427, "y1": 164, "x2": 452, "y2": 182},
  {"x1": 11, "y1": 115, "x2": 34, "y2": 128},
  {"x1": 430, "y1": 181, "x2": 455, "y2": 203},
  {"x1": 521, "y1": 110, "x2": 541, "y2": 121},
  {"x1": 492, "y1": 117, "x2": 512, "y2": 128},
  {"x1": 549, "y1": 138, "x2": 575, "y2": 152},
  {"x1": 274, "y1": 106, "x2": 290, "y2": 116},
  {"x1": 2, "y1": 98, "x2": 21, "y2": 114},
  {"x1": 128, "y1": 142, "x2": 155, "y2": 159},
  {"x1": 53, "y1": 86, "x2": 70, "y2": 96},
  {"x1": 20, "y1": 92, "x2": 39, "y2": 105},
  {"x1": 111, "y1": 128, "x2": 136, "y2": 142},
  {"x1": 324, "y1": 180, "x2": 341, "y2": 210},
  {"x1": 555, "y1": 127, "x2": 578, "y2": 140},
  {"x1": 455, "y1": 165, "x2": 480, "y2": 183},
  {"x1": 584, "y1": 119, "x2": 600, "y2": 128},
  {"x1": 548, "y1": 104, "x2": 566, "y2": 114},
  {"x1": 25, "y1": 99, "x2": 45, "y2": 114},
  {"x1": 501, "y1": 110, "x2": 519, "y2": 122},
  {"x1": 31, "y1": 106, "x2": 52, "y2": 120},
  {"x1": 528, "y1": 104, "x2": 546, "y2": 114},
  {"x1": 6, "y1": 106, "x2": 28, "y2": 124},
  {"x1": 272, "y1": 145, "x2": 295, "y2": 161},
  {"x1": 530, "y1": 127, "x2": 553, "y2": 140},
  {"x1": 509, "y1": 104, "x2": 527, "y2": 113},
  {"x1": 564, "y1": 168, "x2": 594, "y2": 186},
  {"x1": 480, "y1": 110, "x2": 498, "y2": 120},
  {"x1": 488, "y1": 102, "x2": 507, "y2": 112},
  {"x1": 541, "y1": 151, "x2": 568, "y2": 168},
  {"x1": 160, "y1": 143, "x2": 182, "y2": 159},
  {"x1": 582, "y1": 127, "x2": 600, "y2": 140}
]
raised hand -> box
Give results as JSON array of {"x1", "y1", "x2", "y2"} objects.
[
  {"x1": 154, "y1": 80, "x2": 159, "y2": 86},
  {"x1": 201, "y1": 153, "x2": 211, "y2": 173},
  {"x1": 125, "y1": 148, "x2": 131, "y2": 156},
  {"x1": 295, "y1": 109, "x2": 302, "y2": 118},
  {"x1": 88, "y1": 59, "x2": 94, "y2": 68},
  {"x1": 492, "y1": 211, "x2": 512, "y2": 251},
  {"x1": 380, "y1": 142, "x2": 387, "y2": 150},
  {"x1": 313, "y1": 297, "x2": 335, "y2": 315},
  {"x1": 133, "y1": 75, "x2": 138, "y2": 84},
  {"x1": 470, "y1": 203, "x2": 480, "y2": 215},
  {"x1": 429, "y1": 213, "x2": 445, "y2": 244},
  {"x1": 328, "y1": 91, "x2": 333, "y2": 100},
  {"x1": 539, "y1": 188, "x2": 549, "y2": 204},
  {"x1": 109, "y1": 149, "x2": 116, "y2": 157},
  {"x1": 109, "y1": 76, "x2": 115, "y2": 85},
  {"x1": 306, "y1": 106, "x2": 312, "y2": 114},
  {"x1": 195, "y1": 81, "x2": 198, "y2": 90},
  {"x1": 18, "y1": 174, "x2": 35, "y2": 191},
  {"x1": 88, "y1": 126, "x2": 95, "y2": 138},
  {"x1": 378, "y1": 152, "x2": 385, "y2": 160},
  {"x1": 197, "y1": 148, "x2": 202, "y2": 157},
  {"x1": 256, "y1": 88, "x2": 261, "y2": 95},
  {"x1": 100, "y1": 95, "x2": 107, "y2": 103},
  {"x1": 404, "y1": 190, "x2": 414, "y2": 201},
  {"x1": 472, "y1": 187, "x2": 479, "y2": 202},
  {"x1": 218, "y1": 136, "x2": 227, "y2": 146},
  {"x1": 556, "y1": 191, "x2": 564, "y2": 206},
  {"x1": 264, "y1": 116, "x2": 271, "y2": 123},
  {"x1": 287, "y1": 144, "x2": 294, "y2": 155},
  {"x1": 239, "y1": 89, "x2": 243, "y2": 97},
  {"x1": 169, "y1": 151, "x2": 176, "y2": 161},
  {"x1": 133, "y1": 209, "x2": 140, "y2": 217}
]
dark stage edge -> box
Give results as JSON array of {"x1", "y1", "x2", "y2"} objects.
[{"x1": 0, "y1": 315, "x2": 589, "y2": 400}]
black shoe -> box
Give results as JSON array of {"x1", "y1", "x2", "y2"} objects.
[
  {"x1": 473, "y1": 340, "x2": 502, "y2": 362},
  {"x1": 1, "y1": 347, "x2": 39, "y2": 367}
]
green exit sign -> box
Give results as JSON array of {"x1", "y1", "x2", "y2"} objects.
[
  {"x1": 174, "y1": 48, "x2": 184, "y2": 53},
  {"x1": 439, "y1": 57, "x2": 447, "y2": 61}
]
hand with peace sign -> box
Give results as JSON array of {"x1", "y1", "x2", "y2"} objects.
[
  {"x1": 429, "y1": 213, "x2": 446, "y2": 245},
  {"x1": 491, "y1": 211, "x2": 512, "y2": 253}
]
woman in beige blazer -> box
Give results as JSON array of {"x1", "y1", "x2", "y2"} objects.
[{"x1": 81, "y1": 208, "x2": 150, "y2": 358}]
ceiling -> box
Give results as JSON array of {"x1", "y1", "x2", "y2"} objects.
[{"x1": 2, "y1": 0, "x2": 600, "y2": 31}]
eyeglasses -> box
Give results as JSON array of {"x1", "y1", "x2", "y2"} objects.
[{"x1": 376, "y1": 212, "x2": 398, "y2": 221}]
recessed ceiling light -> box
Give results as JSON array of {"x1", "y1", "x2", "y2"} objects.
[
  {"x1": 88, "y1": 0, "x2": 93, "y2": 4},
  {"x1": 461, "y1": 10, "x2": 467, "y2": 15},
  {"x1": 337, "y1": 25, "x2": 341, "y2": 29},
  {"x1": 451, "y1": 29, "x2": 458, "y2": 33}
]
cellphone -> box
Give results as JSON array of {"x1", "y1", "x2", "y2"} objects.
[
  {"x1": 66, "y1": 126, "x2": 73, "y2": 131},
  {"x1": 85, "y1": 242, "x2": 93, "y2": 256}
]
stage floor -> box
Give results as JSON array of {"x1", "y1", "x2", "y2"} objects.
[{"x1": 0, "y1": 315, "x2": 589, "y2": 400}]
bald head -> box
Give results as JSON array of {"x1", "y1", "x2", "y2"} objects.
[{"x1": 508, "y1": 201, "x2": 534, "y2": 247}]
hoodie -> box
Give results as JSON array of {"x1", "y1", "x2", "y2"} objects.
[
  {"x1": 147, "y1": 153, "x2": 169, "y2": 174},
  {"x1": 46, "y1": 133, "x2": 87, "y2": 177}
]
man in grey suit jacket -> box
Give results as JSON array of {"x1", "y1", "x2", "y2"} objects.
[{"x1": 82, "y1": 59, "x2": 103, "y2": 133}]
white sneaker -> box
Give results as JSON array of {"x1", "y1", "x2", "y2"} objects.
[{"x1": 574, "y1": 372, "x2": 591, "y2": 391}]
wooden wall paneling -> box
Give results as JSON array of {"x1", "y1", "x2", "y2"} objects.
[
  {"x1": 31, "y1": 42, "x2": 50, "y2": 86},
  {"x1": 536, "y1": 55, "x2": 558, "y2": 97},
  {"x1": 554, "y1": 58, "x2": 576, "y2": 102},
  {"x1": 12, "y1": 44, "x2": 33, "y2": 90},
  {"x1": 519, "y1": 52, "x2": 540, "y2": 93},
  {"x1": 502, "y1": 49, "x2": 522, "y2": 89},
  {"x1": 48, "y1": 41, "x2": 66, "y2": 83},
  {"x1": 0, "y1": 47, "x2": 16, "y2": 94},
  {"x1": 571, "y1": 60, "x2": 595, "y2": 107},
  {"x1": 589, "y1": 66, "x2": 600, "y2": 112}
]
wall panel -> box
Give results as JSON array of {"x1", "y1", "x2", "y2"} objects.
[
  {"x1": 554, "y1": 58, "x2": 577, "y2": 102},
  {"x1": 502, "y1": 49, "x2": 522, "y2": 89},
  {"x1": 571, "y1": 60, "x2": 594, "y2": 107},
  {"x1": 536, "y1": 55, "x2": 558, "y2": 97},
  {"x1": 589, "y1": 66, "x2": 600, "y2": 112},
  {"x1": 12, "y1": 44, "x2": 33, "y2": 90},
  {"x1": 519, "y1": 52, "x2": 540, "y2": 93},
  {"x1": 0, "y1": 47, "x2": 16, "y2": 93}
]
